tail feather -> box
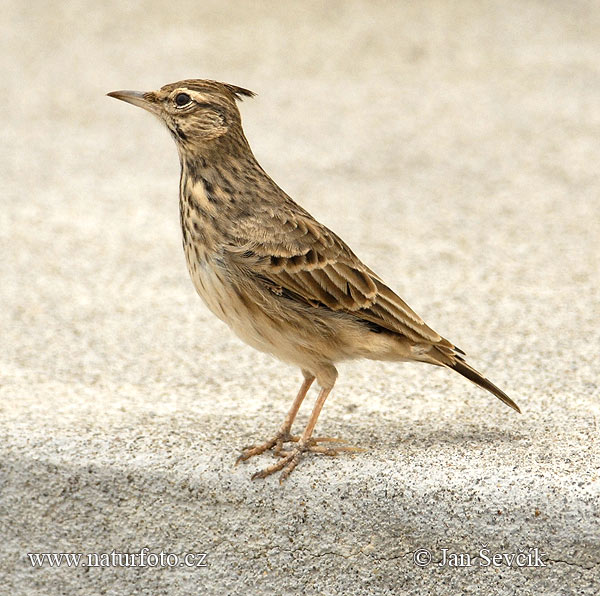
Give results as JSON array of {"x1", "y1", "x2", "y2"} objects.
[{"x1": 449, "y1": 358, "x2": 521, "y2": 413}]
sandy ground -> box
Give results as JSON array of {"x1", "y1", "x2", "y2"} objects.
[{"x1": 1, "y1": 1, "x2": 599, "y2": 594}]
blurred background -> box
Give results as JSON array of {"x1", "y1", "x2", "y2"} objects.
[{"x1": 2, "y1": 0, "x2": 598, "y2": 405}]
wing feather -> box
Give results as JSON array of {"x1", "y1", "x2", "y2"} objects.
[{"x1": 225, "y1": 212, "x2": 442, "y2": 344}]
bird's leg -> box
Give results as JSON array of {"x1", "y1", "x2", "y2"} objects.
[
  {"x1": 236, "y1": 372, "x2": 315, "y2": 464},
  {"x1": 272, "y1": 373, "x2": 315, "y2": 454},
  {"x1": 252, "y1": 372, "x2": 364, "y2": 482}
]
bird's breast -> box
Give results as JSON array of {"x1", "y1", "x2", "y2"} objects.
[{"x1": 185, "y1": 252, "x2": 233, "y2": 323}]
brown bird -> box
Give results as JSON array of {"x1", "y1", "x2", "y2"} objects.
[{"x1": 108, "y1": 79, "x2": 520, "y2": 482}]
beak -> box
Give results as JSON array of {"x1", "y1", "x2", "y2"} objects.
[{"x1": 106, "y1": 90, "x2": 160, "y2": 115}]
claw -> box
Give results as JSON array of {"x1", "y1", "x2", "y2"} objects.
[
  {"x1": 276, "y1": 444, "x2": 365, "y2": 458},
  {"x1": 251, "y1": 446, "x2": 304, "y2": 482},
  {"x1": 238, "y1": 430, "x2": 363, "y2": 481},
  {"x1": 235, "y1": 437, "x2": 277, "y2": 464},
  {"x1": 236, "y1": 431, "x2": 294, "y2": 465},
  {"x1": 251, "y1": 441, "x2": 365, "y2": 481}
]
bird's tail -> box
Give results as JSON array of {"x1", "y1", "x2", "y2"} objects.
[
  {"x1": 426, "y1": 345, "x2": 521, "y2": 413},
  {"x1": 448, "y1": 358, "x2": 521, "y2": 413}
]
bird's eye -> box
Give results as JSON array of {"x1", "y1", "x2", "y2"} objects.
[{"x1": 175, "y1": 93, "x2": 192, "y2": 107}]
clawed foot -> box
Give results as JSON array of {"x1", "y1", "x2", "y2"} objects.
[
  {"x1": 236, "y1": 431, "x2": 342, "y2": 463},
  {"x1": 236, "y1": 431, "x2": 299, "y2": 464},
  {"x1": 236, "y1": 432, "x2": 364, "y2": 482},
  {"x1": 252, "y1": 440, "x2": 364, "y2": 483}
]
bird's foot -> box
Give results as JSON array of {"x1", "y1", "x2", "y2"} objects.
[
  {"x1": 236, "y1": 431, "x2": 345, "y2": 464},
  {"x1": 250, "y1": 438, "x2": 365, "y2": 483},
  {"x1": 236, "y1": 430, "x2": 295, "y2": 464}
]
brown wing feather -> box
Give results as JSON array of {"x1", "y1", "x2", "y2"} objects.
[{"x1": 225, "y1": 212, "x2": 443, "y2": 345}]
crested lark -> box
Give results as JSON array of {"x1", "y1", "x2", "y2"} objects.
[{"x1": 108, "y1": 79, "x2": 520, "y2": 482}]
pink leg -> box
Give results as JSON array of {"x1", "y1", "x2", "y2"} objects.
[
  {"x1": 250, "y1": 366, "x2": 364, "y2": 482},
  {"x1": 236, "y1": 372, "x2": 315, "y2": 464}
]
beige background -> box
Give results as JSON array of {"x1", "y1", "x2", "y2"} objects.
[{"x1": 2, "y1": 1, "x2": 599, "y2": 594}]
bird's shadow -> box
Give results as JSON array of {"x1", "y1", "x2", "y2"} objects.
[
  {"x1": 357, "y1": 416, "x2": 527, "y2": 451},
  {"x1": 402, "y1": 425, "x2": 524, "y2": 447}
]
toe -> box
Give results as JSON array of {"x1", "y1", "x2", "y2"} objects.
[
  {"x1": 251, "y1": 454, "x2": 292, "y2": 480},
  {"x1": 279, "y1": 457, "x2": 301, "y2": 483}
]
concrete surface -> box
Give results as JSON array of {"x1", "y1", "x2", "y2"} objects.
[{"x1": 1, "y1": 1, "x2": 599, "y2": 594}]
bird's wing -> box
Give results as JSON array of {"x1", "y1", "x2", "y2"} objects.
[{"x1": 224, "y1": 211, "x2": 445, "y2": 344}]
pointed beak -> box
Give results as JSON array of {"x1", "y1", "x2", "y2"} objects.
[{"x1": 106, "y1": 90, "x2": 160, "y2": 115}]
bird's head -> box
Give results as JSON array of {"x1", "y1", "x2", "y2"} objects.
[{"x1": 107, "y1": 79, "x2": 255, "y2": 152}]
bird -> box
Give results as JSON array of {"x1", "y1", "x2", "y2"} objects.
[{"x1": 107, "y1": 79, "x2": 520, "y2": 482}]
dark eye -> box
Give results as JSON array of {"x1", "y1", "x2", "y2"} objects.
[{"x1": 175, "y1": 93, "x2": 192, "y2": 107}]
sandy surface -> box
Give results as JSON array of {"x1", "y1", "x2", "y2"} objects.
[{"x1": 2, "y1": 1, "x2": 599, "y2": 594}]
